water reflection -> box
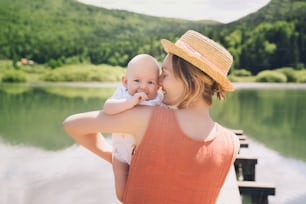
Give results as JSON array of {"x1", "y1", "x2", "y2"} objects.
[
  {"x1": 0, "y1": 83, "x2": 115, "y2": 150},
  {"x1": 1, "y1": 83, "x2": 306, "y2": 204},
  {"x1": 211, "y1": 88, "x2": 306, "y2": 162},
  {"x1": 1, "y1": 83, "x2": 306, "y2": 160},
  {"x1": 239, "y1": 138, "x2": 306, "y2": 204}
]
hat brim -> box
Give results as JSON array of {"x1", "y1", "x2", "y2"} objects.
[{"x1": 161, "y1": 39, "x2": 234, "y2": 91}]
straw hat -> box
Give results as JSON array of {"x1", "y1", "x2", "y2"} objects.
[{"x1": 161, "y1": 30, "x2": 234, "y2": 91}]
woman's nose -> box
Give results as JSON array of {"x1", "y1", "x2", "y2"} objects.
[{"x1": 158, "y1": 76, "x2": 163, "y2": 86}]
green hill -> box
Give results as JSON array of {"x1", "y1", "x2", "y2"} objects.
[
  {"x1": 0, "y1": 0, "x2": 215, "y2": 66},
  {"x1": 0, "y1": 0, "x2": 305, "y2": 73},
  {"x1": 215, "y1": 0, "x2": 306, "y2": 73}
]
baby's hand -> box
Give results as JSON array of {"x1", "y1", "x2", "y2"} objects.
[{"x1": 131, "y1": 92, "x2": 148, "y2": 105}]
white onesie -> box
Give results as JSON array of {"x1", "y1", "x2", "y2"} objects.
[{"x1": 110, "y1": 84, "x2": 164, "y2": 164}]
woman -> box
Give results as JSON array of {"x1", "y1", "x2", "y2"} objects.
[{"x1": 63, "y1": 30, "x2": 240, "y2": 204}]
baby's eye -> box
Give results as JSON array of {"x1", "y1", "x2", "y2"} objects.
[
  {"x1": 148, "y1": 81, "x2": 155, "y2": 85},
  {"x1": 134, "y1": 79, "x2": 140, "y2": 83}
]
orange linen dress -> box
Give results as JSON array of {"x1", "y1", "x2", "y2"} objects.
[{"x1": 123, "y1": 106, "x2": 235, "y2": 204}]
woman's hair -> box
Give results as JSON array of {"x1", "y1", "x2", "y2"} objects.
[{"x1": 172, "y1": 55, "x2": 226, "y2": 108}]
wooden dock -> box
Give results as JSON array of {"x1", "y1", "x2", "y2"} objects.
[{"x1": 232, "y1": 129, "x2": 276, "y2": 204}]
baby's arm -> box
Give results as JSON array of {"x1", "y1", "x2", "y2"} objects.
[{"x1": 103, "y1": 92, "x2": 148, "y2": 115}]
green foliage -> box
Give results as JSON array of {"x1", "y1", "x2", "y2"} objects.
[
  {"x1": 223, "y1": 0, "x2": 306, "y2": 74},
  {"x1": 228, "y1": 69, "x2": 253, "y2": 82},
  {"x1": 255, "y1": 70, "x2": 287, "y2": 83},
  {"x1": 296, "y1": 70, "x2": 306, "y2": 83},
  {"x1": 231, "y1": 69, "x2": 252, "y2": 77},
  {"x1": 41, "y1": 64, "x2": 125, "y2": 82},
  {"x1": 2, "y1": 70, "x2": 27, "y2": 83},
  {"x1": 296, "y1": 63, "x2": 305, "y2": 70},
  {"x1": 48, "y1": 59, "x2": 63, "y2": 69},
  {"x1": 0, "y1": 60, "x2": 14, "y2": 70},
  {"x1": 0, "y1": 60, "x2": 14, "y2": 79},
  {"x1": 20, "y1": 64, "x2": 49, "y2": 74},
  {"x1": 237, "y1": 20, "x2": 300, "y2": 74},
  {"x1": 275, "y1": 67, "x2": 298, "y2": 82},
  {"x1": 0, "y1": 0, "x2": 211, "y2": 66},
  {"x1": 0, "y1": 0, "x2": 305, "y2": 75},
  {"x1": 227, "y1": 75, "x2": 239, "y2": 82}
]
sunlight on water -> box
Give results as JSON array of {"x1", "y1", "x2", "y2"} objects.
[
  {"x1": 1, "y1": 137, "x2": 306, "y2": 204},
  {"x1": 1, "y1": 83, "x2": 306, "y2": 203},
  {"x1": 0, "y1": 139, "x2": 119, "y2": 204},
  {"x1": 239, "y1": 138, "x2": 306, "y2": 204}
]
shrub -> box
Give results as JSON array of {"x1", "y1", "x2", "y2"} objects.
[
  {"x1": 296, "y1": 62, "x2": 305, "y2": 70},
  {"x1": 2, "y1": 70, "x2": 27, "y2": 83},
  {"x1": 41, "y1": 64, "x2": 125, "y2": 82},
  {"x1": 255, "y1": 70, "x2": 287, "y2": 83},
  {"x1": 228, "y1": 75, "x2": 239, "y2": 82},
  {"x1": 275, "y1": 67, "x2": 298, "y2": 82},
  {"x1": 296, "y1": 71, "x2": 306, "y2": 83},
  {"x1": 48, "y1": 59, "x2": 63, "y2": 69},
  {"x1": 42, "y1": 67, "x2": 89, "y2": 81},
  {"x1": 231, "y1": 69, "x2": 252, "y2": 77},
  {"x1": 20, "y1": 64, "x2": 49, "y2": 74},
  {"x1": 0, "y1": 60, "x2": 14, "y2": 70}
]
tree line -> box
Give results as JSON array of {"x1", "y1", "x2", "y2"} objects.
[{"x1": 0, "y1": 0, "x2": 305, "y2": 74}]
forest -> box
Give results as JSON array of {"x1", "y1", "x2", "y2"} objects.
[{"x1": 0, "y1": 0, "x2": 305, "y2": 75}]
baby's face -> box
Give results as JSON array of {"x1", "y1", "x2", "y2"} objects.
[{"x1": 124, "y1": 62, "x2": 160, "y2": 100}]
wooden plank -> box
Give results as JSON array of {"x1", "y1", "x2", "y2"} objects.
[
  {"x1": 238, "y1": 181, "x2": 276, "y2": 204},
  {"x1": 235, "y1": 156, "x2": 257, "y2": 181},
  {"x1": 232, "y1": 129, "x2": 244, "y2": 135},
  {"x1": 238, "y1": 181, "x2": 275, "y2": 193},
  {"x1": 237, "y1": 135, "x2": 247, "y2": 141},
  {"x1": 240, "y1": 140, "x2": 249, "y2": 148}
]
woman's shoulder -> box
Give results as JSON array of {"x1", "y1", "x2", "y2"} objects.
[
  {"x1": 127, "y1": 105, "x2": 170, "y2": 121},
  {"x1": 128, "y1": 106, "x2": 170, "y2": 144},
  {"x1": 215, "y1": 124, "x2": 240, "y2": 141},
  {"x1": 215, "y1": 123, "x2": 240, "y2": 161},
  {"x1": 132, "y1": 105, "x2": 170, "y2": 117}
]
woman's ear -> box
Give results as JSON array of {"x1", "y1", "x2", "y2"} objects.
[{"x1": 121, "y1": 76, "x2": 128, "y2": 87}]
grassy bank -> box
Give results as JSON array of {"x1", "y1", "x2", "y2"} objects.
[
  {"x1": 0, "y1": 60, "x2": 126, "y2": 83},
  {"x1": 1, "y1": 60, "x2": 306, "y2": 84}
]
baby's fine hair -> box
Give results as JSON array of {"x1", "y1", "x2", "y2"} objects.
[{"x1": 127, "y1": 54, "x2": 160, "y2": 70}]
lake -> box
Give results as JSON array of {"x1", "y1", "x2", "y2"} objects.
[{"x1": 1, "y1": 82, "x2": 306, "y2": 204}]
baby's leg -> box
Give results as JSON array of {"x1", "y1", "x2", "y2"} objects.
[
  {"x1": 112, "y1": 157, "x2": 129, "y2": 202},
  {"x1": 111, "y1": 134, "x2": 135, "y2": 201}
]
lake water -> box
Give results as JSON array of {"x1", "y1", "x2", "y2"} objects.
[{"x1": 1, "y1": 82, "x2": 306, "y2": 204}]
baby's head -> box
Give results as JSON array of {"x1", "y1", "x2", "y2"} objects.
[{"x1": 122, "y1": 54, "x2": 160, "y2": 100}]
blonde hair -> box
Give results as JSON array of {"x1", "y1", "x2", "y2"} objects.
[{"x1": 172, "y1": 55, "x2": 226, "y2": 108}]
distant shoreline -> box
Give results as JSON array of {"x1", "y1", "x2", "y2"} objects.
[
  {"x1": 233, "y1": 82, "x2": 306, "y2": 90},
  {"x1": 22, "y1": 82, "x2": 306, "y2": 90}
]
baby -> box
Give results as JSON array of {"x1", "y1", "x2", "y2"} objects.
[{"x1": 103, "y1": 54, "x2": 165, "y2": 201}]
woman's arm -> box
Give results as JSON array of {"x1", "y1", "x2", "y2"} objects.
[
  {"x1": 75, "y1": 132, "x2": 113, "y2": 163},
  {"x1": 62, "y1": 107, "x2": 151, "y2": 161}
]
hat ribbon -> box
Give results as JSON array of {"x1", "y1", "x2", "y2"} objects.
[{"x1": 175, "y1": 40, "x2": 228, "y2": 75}]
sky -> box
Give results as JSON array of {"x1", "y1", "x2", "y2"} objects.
[{"x1": 78, "y1": 0, "x2": 271, "y2": 23}]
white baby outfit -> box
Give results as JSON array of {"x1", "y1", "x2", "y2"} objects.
[{"x1": 110, "y1": 84, "x2": 164, "y2": 164}]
